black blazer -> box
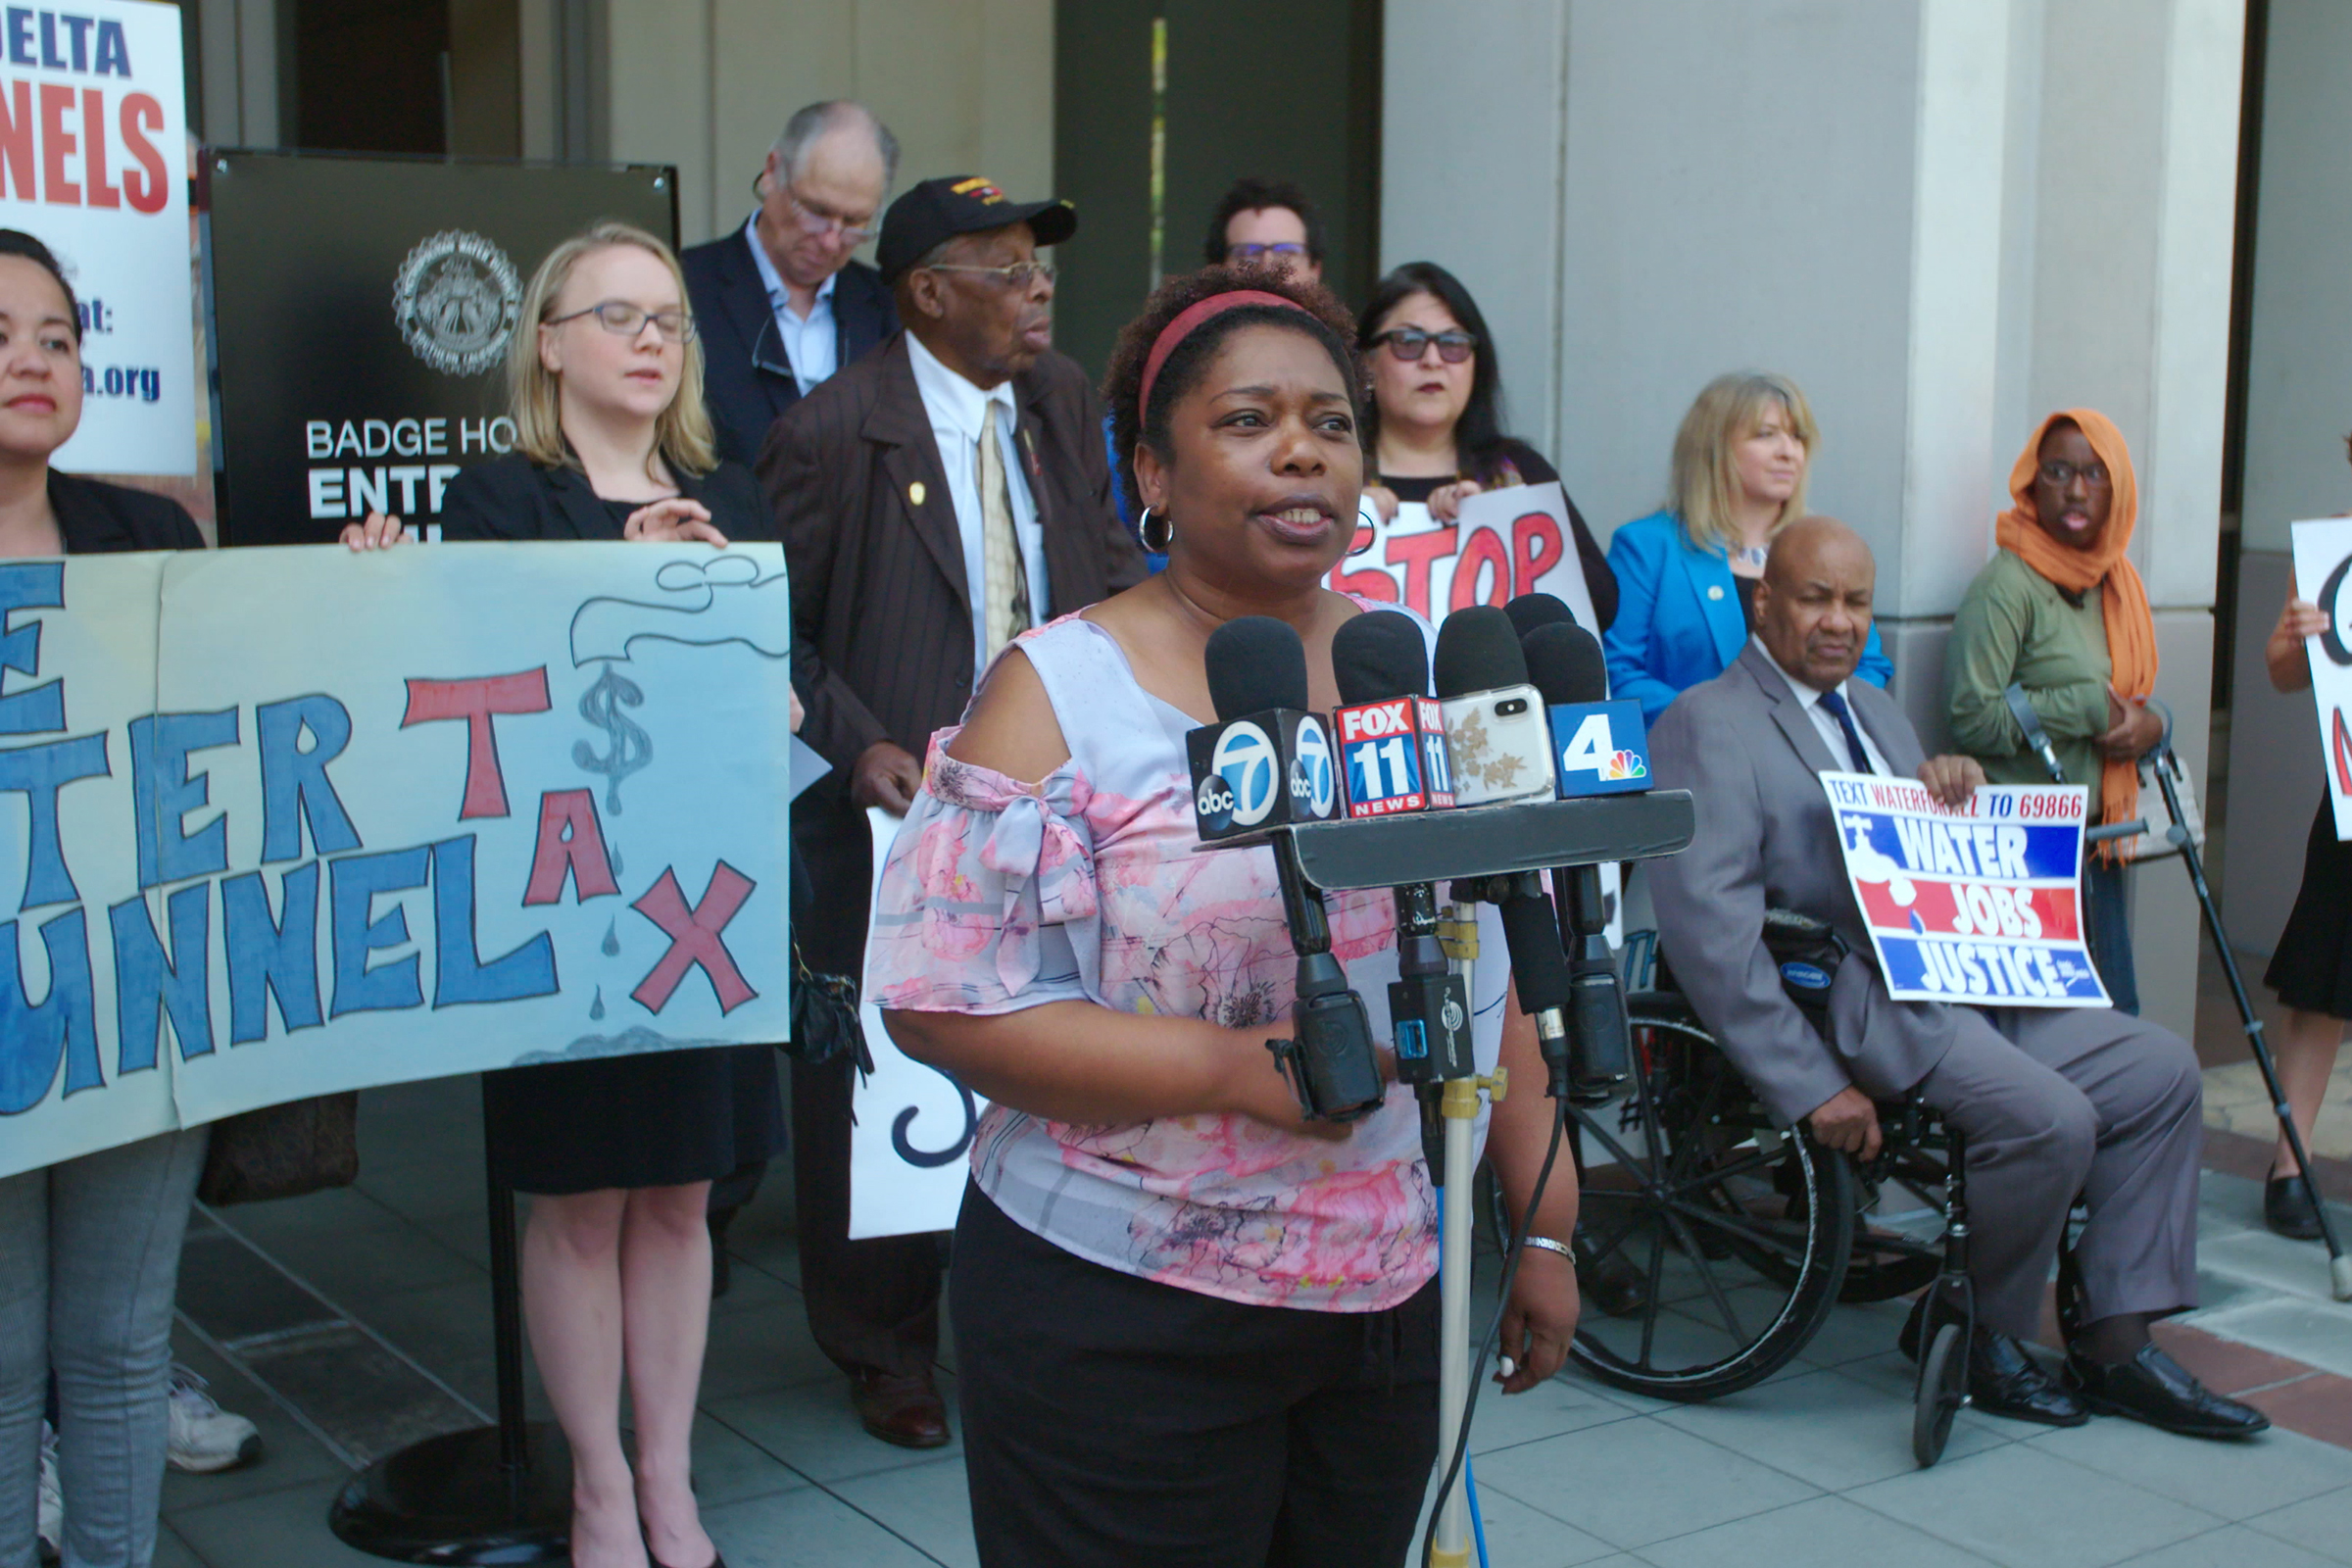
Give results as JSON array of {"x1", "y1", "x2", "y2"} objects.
[
  {"x1": 760, "y1": 333, "x2": 1148, "y2": 971},
  {"x1": 438, "y1": 452, "x2": 772, "y2": 543},
  {"x1": 681, "y1": 225, "x2": 899, "y2": 469},
  {"x1": 53, "y1": 470, "x2": 204, "y2": 553}
]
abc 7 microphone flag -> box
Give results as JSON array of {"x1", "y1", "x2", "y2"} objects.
[{"x1": 1192, "y1": 710, "x2": 1339, "y2": 838}]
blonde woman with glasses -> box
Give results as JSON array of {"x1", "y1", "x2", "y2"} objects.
[
  {"x1": 342, "y1": 220, "x2": 778, "y2": 1568},
  {"x1": 1602, "y1": 371, "x2": 1890, "y2": 722}
]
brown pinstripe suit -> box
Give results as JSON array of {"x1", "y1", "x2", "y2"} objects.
[{"x1": 759, "y1": 329, "x2": 1145, "y2": 1379}]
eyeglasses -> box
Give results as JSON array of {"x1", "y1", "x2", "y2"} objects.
[
  {"x1": 547, "y1": 301, "x2": 698, "y2": 344},
  {"x1": 924, "y1": 261, "x2": 1056, "y2": 290},
  {"x1": 1227, "y1": 242, "x2": 1307, "y2": 262},
  {"x1": 779, "y1": 183, "x2": 877, "y2": 245},
  {"x1": 1370, "y1": 327, "x2": 1477, "y2": 364},
  {"x1": 2037, "y1": 460, "x2": 2109, "y2": 487}
]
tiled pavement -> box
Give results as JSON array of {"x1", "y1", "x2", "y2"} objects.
[{"x1": 143, "y1": 1066, "x2": 2352, "y2": 1568}]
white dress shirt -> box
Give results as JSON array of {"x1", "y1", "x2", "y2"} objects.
[
  {"x1": 905, "y1": 331, "x2": 1050, "y2": 675},
  {"x1": 744, "y1": 218, "x2": 837, "y2": 397},
  {"x1": 1752, "y1": 637, "x2": 1892, "y2": 775}
]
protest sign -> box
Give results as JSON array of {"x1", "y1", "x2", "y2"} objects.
[
  {"x1": 1, "y1": 543, "x2": 793, "y2": 1180},
  {"x1": 0, "y1": 0, "x2": 194, "y2": 475},
  {"x1": 1327, "y1": 481, "x2": 1599, "y2": 629},
  {"x1": 2289, "y1": 517, "x2": 2352, "y2": 840},
  {"x1": 850, "y1": 805, "x2": 984, "y2": 1240},
  {"x1": 1821, "y1": 771, "x2": 2108, "y2": 1007}
]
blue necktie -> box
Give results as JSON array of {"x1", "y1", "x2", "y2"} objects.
[{"x1": 1816, "y1": 688, "x2": 1874, "y2": 773}]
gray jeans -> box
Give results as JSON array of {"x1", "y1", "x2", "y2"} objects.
[{"x1": 0, "y1": 1128, "x2": 209, "y2": 1568}]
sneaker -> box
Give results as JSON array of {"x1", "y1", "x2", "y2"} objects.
[
  {"x1": 36, "y1": 1422, "x2": 62, "y2": 1563},
  {"x1": 166, "y1": 1365, "x2": 263, "y2": 1473}
]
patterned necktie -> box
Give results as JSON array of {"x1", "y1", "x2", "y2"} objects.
[
  {"x1": 978, "y1": 400, "x2": 1032, "y2": 662},
  {"x1": 1815, "y1": 687, "x2": 1874, "y2": 774}
]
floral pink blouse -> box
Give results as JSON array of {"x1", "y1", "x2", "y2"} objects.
[{"x1": 866, "y1": 610, "x2": 1504, "y2": 1312}]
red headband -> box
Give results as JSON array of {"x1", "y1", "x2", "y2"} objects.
[{"x1": 1137, "y1": 289, "x2": 1314, "y2": 421}]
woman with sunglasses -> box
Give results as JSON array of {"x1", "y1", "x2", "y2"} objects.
[
  {"x1": 1355, "y1": 262, "x2": 1616, "y2": 628},
  {"x1": 343, "y1": 220, "x2": 777, "y2": 1568},
  {"x1": 1945, "y1": 411, "x2": 2162, "y2": 1016}
]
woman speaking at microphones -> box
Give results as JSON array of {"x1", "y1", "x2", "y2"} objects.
[{"x1": 866, "y1": 265, "x2": 1578, "y2": 1566}]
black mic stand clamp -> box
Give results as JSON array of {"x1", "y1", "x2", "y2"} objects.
[{"x1": 1388, "y1": 882, "x2": 1479, "y2": 1173}]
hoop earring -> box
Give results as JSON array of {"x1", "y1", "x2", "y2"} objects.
[{"x1": 1139, "y1": 507, "x2": 1174, "y2": 553}]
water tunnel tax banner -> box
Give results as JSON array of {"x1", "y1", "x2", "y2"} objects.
[
  {"x1": 1821, "y1": 772, "x2": 2107, "y2": 1009},
  {"x1": 0, "y1": 544, "x2": 793, "y2": 1179}
]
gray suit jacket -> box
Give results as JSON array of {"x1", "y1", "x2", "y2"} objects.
[{"x1": 1647, "y1": 642, "x2": 1962, "y2": 1124}]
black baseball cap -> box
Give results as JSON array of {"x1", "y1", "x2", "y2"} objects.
[{"x1": 877, "y1": 175, "x2": 1078, "y2": 284}]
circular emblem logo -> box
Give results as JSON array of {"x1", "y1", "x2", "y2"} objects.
[
  {"x1": 394, "y1": 230, "x2": 521, "y2": 376},
  {"x1": 1440, "y1": 995, "x2": 1466, "y2": 1034},
  {"x1": 1293, "y1": 718, "x2": 1336, "y2": 817},
  {"x1": 1194, "y1": 771, "x2": 1235, "y2": 827},
  {"x1": 1210, "y1": 722, "x2": 1279, "y2": 827}
]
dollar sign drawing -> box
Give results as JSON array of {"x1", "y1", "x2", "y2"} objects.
[{"x1": 574, "y1": 664, "x2": 652, "y2": 813}]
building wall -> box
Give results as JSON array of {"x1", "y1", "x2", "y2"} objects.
[
  {"x1": 1382, "y1": 0, "x2": 2246, "y2": 1041},
  {"x1": 598, "y1": 0, "x2": 1055, "y2": 252}
]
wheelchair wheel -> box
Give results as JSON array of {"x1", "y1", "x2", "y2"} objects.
[
  {"x1": 1913, "y1": 1321, "x2": 1968, "y2": 1467},
  {"x1": 1567, "y1": 1006, "x2": 1856, "y2": 1402}
]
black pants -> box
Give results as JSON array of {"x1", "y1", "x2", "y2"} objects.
[
  {"x1": 791, "y1": 1052, "x2": 943, "y2": 1378},
  {"x1": 953, "y1": 1184, "x2": 1440, "y2": 1568}
]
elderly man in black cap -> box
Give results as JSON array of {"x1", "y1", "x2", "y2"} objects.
[{"x1": 760, "y1": 177, "x2": 1145, "y2": 1448}]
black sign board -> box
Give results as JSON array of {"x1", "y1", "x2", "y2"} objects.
[{"x1": 205, "y1": 152, "x2": 676, "y2": 545}]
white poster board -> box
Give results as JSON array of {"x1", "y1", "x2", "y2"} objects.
[
  {"x1": 2, "y1": 544, "x2": 794, "y2": 1178},
  {"x1": 0, "y1": 0, "x2": 194, "y2": 475},
  {"x1": 1328, "y1": 481, "x2": 1599, "y2": 628},
  {"x1": 1821, "y1": 772, "x2": 2108, "y2": 1007},
  {"x1": 2289, "y1": 517, "x2": 2352, "y2": 840},
  {"x1": 849, "y1": 805, "x2": 985, "y2": 1240}
]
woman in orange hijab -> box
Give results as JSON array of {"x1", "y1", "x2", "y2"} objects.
[{"x1": 1947, "y1": 411, "x2": 2164, "y2": 1013}]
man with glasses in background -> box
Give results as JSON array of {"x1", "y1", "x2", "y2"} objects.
[
  {"x1": 1201, "y1": 174, "x2": 1326, "y2": 283},
  {"x1": 760, "y1": 175, "x2": 1146, "y2": 1449},
  {"x1": 684, "y1": 100, "x2": 901, "y2": 466}
]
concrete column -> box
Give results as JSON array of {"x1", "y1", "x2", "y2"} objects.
[{"x1": 1379, "y1": 0, "x2": 2246, "y2": 1041}]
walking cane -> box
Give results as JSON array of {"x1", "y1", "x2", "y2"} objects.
[{"x1": 2005, "y1": 687, "x2": 2350, "y2": 1298}]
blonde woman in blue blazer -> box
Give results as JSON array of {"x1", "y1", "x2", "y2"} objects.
[{"x1": 1603, "y1": 371, "x2": 1890, "y2": 722}]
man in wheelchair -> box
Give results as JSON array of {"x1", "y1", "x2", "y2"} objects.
[{"x1": 1644, "y1": 516, "x2": 2265, "y2": 1441}]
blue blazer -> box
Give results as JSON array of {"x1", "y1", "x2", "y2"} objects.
[
  {"x1": 681, "y1": 223, "x2": 899, "y2": 468},
  {"x1": 1602, "y1": 509, "x2": 1891, "y2": 724}
]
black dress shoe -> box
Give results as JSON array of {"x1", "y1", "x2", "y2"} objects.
[
  {"x1": 2064, "y1": 1345, "x2": 2272, "y2": 1439},
  {"x1": 1899, "y1": 1295, "x2": 2085, "y2": 1426},
  {"x1": 1574, "y1": 1227, "x2": 1649, "y2": 1319},
  {"x1": 2266, "y1": 1171, "x2": 2325, "y2": 1242},
  {"x1": 1969, "y1": 1331, "x2": 2089, "y2": 1426}
]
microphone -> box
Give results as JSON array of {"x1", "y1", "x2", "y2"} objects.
[
  {"x1": 1432, "y1": 607, "x2": 1555, "y2": 806},
  {"x1": 1334, "y1": 612, "x2": 1455, "y2": 817},
  {"x1": 1504, "y1": 591, "x2": 1577, "y2": 643},
  {"x1": 1523, "y1": 621, "x2": 1639, "y2": 1100},
  {"x1": 1189, "y1": 617, "x2": 1342, "y2": 840},
  {"x1": 1434, "y1": 607, "x2": 1579, "y2": 1097},
  {"x1": 1333, "y1": 612, "x2": 1475, "y2": 1168},
  {"x1": 1188, "y1": 618, "x2": 1383, "y2": 1122}
]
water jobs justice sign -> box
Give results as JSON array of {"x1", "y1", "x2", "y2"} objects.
[
  {"x1": 206, "y1": 154, "x2": 675, "y2": 545},
  {"x1": 1821, "y1": 772, "x2": 2107, "y2": 1008},
  {"x1": 0, "y1": 1, "x2": 193, "y2": 475},
  {"x1": 0, "y1": 543, "x2": 793, "y2": 1180}
]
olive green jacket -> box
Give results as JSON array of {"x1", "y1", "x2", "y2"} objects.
[{"x1": 1944, "y1": 549, "x2": 2115, "y2": 812}]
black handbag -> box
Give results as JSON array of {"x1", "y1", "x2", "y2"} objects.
[
  {"x1": 197, "y1": 1092, "x2": 361, "y2": 1206},
  {"x1": 786, "y1": 943, "x2": 875, "y2": 1075}
]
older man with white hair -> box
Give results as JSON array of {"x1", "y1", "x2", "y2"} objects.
[{"x1": 684, "y1": 99, "x2": 902, "y2": 466}]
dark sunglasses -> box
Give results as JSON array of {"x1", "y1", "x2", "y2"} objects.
[{"x1": 1369, "y1": 327, "x2": 1477, "y2": 364}]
